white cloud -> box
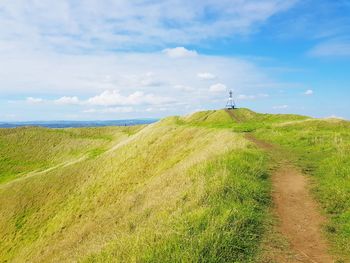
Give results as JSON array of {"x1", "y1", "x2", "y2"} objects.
[
  {"x1": 146, "y1": 107, "x2": 169, "y2": 112},
  {"x1": 237, "y1": 93, "x2": 269, "y2": 100},
  {"x1": 0, "y1": 0, "x2": 296, "y2": 120},
  {"x1": 197, "y1": 72, "x2": 217, "y2": 80},
  {"x1": 1, "y1": 48, "x2": 297, "y2": 120},
  {"x1": 173, "y1": 85, "x2": 194, "y2": 92},
  {"x1": 273, "y1": 105, "x2": 288, "y2": 109},
  {"x1": 0, "y1": 1, "x2": 298, "y2": 52},
  {"x1": 0, "y1": 1, "x2": 323, "y2": 121},
  {"x1": 309, "y1": 40, "x2": 350, "y2": 57},
  {"x1": 23, "y1": 90, "x2": 173, "y2": 109},
  {"x1": 83, "y1": 107, "x2": 134, "y2": 113},
  {"x1": 304, "y1": 89, "x2": 313, "y2": 95},
  {"x1": 86, "y1": 90, "x2": 173, "y2": 106},
  {"x1": 162, "y1": 47, "x2": 198, "y2": 58},
  {"x1": 26, "y1": 97, "x2": 44, "y2": 104},
  {"x1": 55, "y1": 96, "x2": 80, "y2": 105},
  {"x1": 139, "y1": 72, "x2": 158, "y2": 86},
  {"x1": 209, "y1": 83, "x2": 227, "y2": 93},
  {"x1": 3, "y1": 51, "x2": 275, "y2": 106}
]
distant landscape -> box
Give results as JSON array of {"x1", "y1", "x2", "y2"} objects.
[
  {"x1": 0, "y1": 119, "x2": 157, "y2": 129},
  {"x1": 1, "y1": 109, "x2": 349, "y2": 262}
]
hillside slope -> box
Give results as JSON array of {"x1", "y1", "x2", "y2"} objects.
[
  {"x1": 0, "y1": 126, "x2": 142, "y2": 184},
  {"x1": 0, "y1": 111, "x2": 270, "y2": 262},
  {"x1": 1, "y1": 109, "x2": 349, "y2": 262}
]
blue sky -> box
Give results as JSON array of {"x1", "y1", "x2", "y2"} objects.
[{"x1": 0, "y1": 0, "x2": 349, "y2": 121}]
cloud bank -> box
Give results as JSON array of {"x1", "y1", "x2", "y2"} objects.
[
  {"x1": 0, "y1": 0, "x2": 310, "y2": 121},
  {"x1": 0, "y1": 0, "x2": 298, "y2": 52}
]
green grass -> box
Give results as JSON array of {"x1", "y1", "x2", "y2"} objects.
[
  {"x1": 0, "y1": 112, "x2": 271, "y2": 262},
  {"x1": 168, "y1": 108, "x2": 309, "y2": 132},
  {"x1": 0, "y1": 126, "x2": 141, "y2": 184},
  {"x1": 2, "y1": 109, "x2": 349, "y2": 262},
  {"x1": 161, "y1": 110, "x2": 235, "y2": 129},
  {"x1": 254, "y1": 118, "x2": 350, "y2": 260},
  {"x1": 182, "y1": 109, "x2": 350, "y2": 260},
  {"x1": 228, "y1": 109, "x2": 309, "y2": 132},
  {"x1": 84, "y1": 149, "x2": 270, "y2": 263}
]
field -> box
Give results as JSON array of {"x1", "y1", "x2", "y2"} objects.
[
  {"x1": 1, "y1": 109, "x2": 349, "y2": 262},
  {"x1": 0, "y1": 126, "x2": 142, "y2": 184},
  {"x1": 0, "y1": 111, "x2": 270, "y2": 262}
]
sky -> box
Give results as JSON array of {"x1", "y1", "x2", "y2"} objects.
[{"x1": 0, "y1": 0, "x2": 349, "y2": 121}]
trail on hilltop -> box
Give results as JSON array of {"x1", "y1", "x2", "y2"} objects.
[{"x1": 226, "y1": 110, "x2": 333, "y2": 262}]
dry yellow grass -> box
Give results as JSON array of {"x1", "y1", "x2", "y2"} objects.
[
  {"x1": 0, "y1": 126, "x2": 142, "y2": 184},
  {"x1": 0, "y1": 110, "x2": 270, "y2": 262}
]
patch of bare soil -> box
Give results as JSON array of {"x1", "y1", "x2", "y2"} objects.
[
  {"x1": 245, "y1": 135, "x2": 334, "y2": 263},
  {"x1": 224, "y1": 109, "x2": 241, "y2": 122},
  {"x1": 272, "y1": 164, "x2": 333, "y2": 262}
]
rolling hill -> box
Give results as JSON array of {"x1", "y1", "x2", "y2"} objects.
[{"x1": 0, "y1": 109, "x2": 349, "y2": 262}]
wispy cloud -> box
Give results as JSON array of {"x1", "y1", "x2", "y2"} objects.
[
  {"x1": 273, "y1": 105, "x2": 288, "y2": 109},
  {"x1": 173, "y1": 85, "x2": 194, "y2": 92},
  {"x1": 237, "y1": 94, "x2": 269, "y2": 100},
  {"x1": 197, "y1": 72, "x2": 217, "y2": 80},
  {"x1": 309, "y1": 40, "x2": 350, "y2": 57},
  {"x1": 24, "y1": 90, "x2": 174, "y2": 107},
  {"x1": 26, "y1": 97, "x2": 45, "y2": 104},
  {"x1": 54, "y1": 96, "x2": 80, "y2": 105},
  {"x1": 83, "y1": 107, "x2": 134, "y2": 114},
  {"x1": 162, "y1": 47, "x2": 198, "y2": 58},
  {"x1": 0, "y1": 0, "x2": 298, "y2": 52},
  {"x1": 2, "y1": 50, "x2": 278, "y2": 109},
  {"x1": 1, "y1": 0, "x2": 317, "y2": 120},
  {"x1": 304, "y1": 89, "x2": 313, "y2": 95},
  {"x1": 209, "y1": 83, "x2": 227, "y2": 93},
  {"x1": 86, "y1": 90, "x2": 173, "y2": 106},
  {"x1": 271, "y1": 1, "x2": 350, "y2": 41}
]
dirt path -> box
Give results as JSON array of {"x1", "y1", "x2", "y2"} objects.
[
  {"x1": 225, "y1": 109, "x2": 241, "y2": 122},
  {"x1": 245, "y1": 134, "x2": 333, "y2": 262},
  {"x1": 272, "y1": 164, "x2": 332, "y2": 262},
  {"x1": 224, "y1": 110, "x2": 333, "y2": 262},
  {"x1": 224, "y1": 106, "x2": 334, "y2": 262}
]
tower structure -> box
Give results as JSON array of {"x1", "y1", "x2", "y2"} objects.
[{"x1": 225, "y1": 90, "x2": 236, "y2": 109}]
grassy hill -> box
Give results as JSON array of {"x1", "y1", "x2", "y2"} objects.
[
  {"x1": 253, "y1": 116, "x2": 350, "y2": 259},
  {"x1": 0, "y1": 126, "x2": 143, "y2": 184},
  {"x1": 0, "y1": 109, "x2": 349, "y2": 262},
  {"x1": 0, "y1": 110, "x2": 270, "y2": 262}
]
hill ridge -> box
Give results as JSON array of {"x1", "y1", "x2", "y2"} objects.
[{"x1": 1, "y1": 108, "x2": 349, "y2": 262}]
